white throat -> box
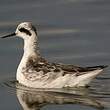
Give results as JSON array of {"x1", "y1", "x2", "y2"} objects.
[
  {"x1": 24, "y1": 35, "x2": 40, "y2": 57},
  {"x1": 16, "y1": 33, "x2": 40, "y2": 80}
]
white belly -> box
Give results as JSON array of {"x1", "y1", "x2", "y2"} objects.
[{"x1": 16, "y1": 69, "x2": 103, "y2": 88}]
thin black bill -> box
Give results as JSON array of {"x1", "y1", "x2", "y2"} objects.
[{"x1": 1, "y1": 33, "x2": 16, "y2": 38}]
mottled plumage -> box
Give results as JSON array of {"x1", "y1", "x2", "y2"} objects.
[
  {"x1": 25, "y1": 55, "x2": 107, "y2": 77},
  {"x1": 1, "y1": 22, "x2": 108, "y2": 88}
]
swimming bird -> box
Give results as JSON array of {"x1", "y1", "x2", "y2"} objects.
[{"x1": 1, "y1": 22, "x2": 107, "y2": 88}]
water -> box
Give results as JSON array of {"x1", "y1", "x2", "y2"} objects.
[{"x1": 0, "y1": 0, "x2": 110, "y2": 109}]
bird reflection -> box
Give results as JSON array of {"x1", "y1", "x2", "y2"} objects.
[{"x1": 16, "y1": 83, "x2": 104, "y2": 110}]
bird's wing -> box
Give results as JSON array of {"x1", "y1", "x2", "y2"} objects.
[
  {"x1": 52, "y1": 63, "x2": 107, "y2": 76},
  {"x1": 26, "y1": 56, "x2": 107, "y2": 75}
]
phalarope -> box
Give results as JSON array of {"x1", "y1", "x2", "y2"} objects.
[{"x1": 1, "y1": 22, "x2": 107, "y2": 88}]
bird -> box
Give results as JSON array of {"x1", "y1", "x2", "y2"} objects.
[{"x1": 1, "y1": 22, "x2": 108, "y2": 88}]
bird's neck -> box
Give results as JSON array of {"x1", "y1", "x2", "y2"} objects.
[
  {"x1": 23, "y1": 36, "x2": 40, "y2": 58},
  {"x1": 17, "y1": 35, "x2": 40, "y2": 74}
]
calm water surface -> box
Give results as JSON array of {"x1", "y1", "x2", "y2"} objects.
[{"x1": 0, "y1": 0, "x2": 110, "y2": 110}]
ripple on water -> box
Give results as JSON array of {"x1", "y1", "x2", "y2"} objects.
[{"x1": 1, "y1": 78, "x2": 109, "y2": 110}]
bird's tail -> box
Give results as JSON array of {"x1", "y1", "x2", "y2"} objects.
[
  {"x1": 85, "y1": 65, "x2": 108, "y2": 71},
  {"x1": 69, "y1": 65, "x2": 108, "y2": 87}
]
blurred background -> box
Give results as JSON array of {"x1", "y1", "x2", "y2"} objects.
[{"x1": 0, "y1": 0, "x2": 110, "y2": 110}]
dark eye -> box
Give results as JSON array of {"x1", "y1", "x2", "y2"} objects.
[{"x1": 19, "y1": 28, "x2": 32, "y2": 36}]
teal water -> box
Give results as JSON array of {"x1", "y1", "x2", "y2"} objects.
[{"x1": 0, "y1": 0, "x2": 110, "y2": 110}]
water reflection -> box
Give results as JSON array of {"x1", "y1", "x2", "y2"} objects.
[{"x1": 15, "y1": 83, "x2": 104, "y2": 110}]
